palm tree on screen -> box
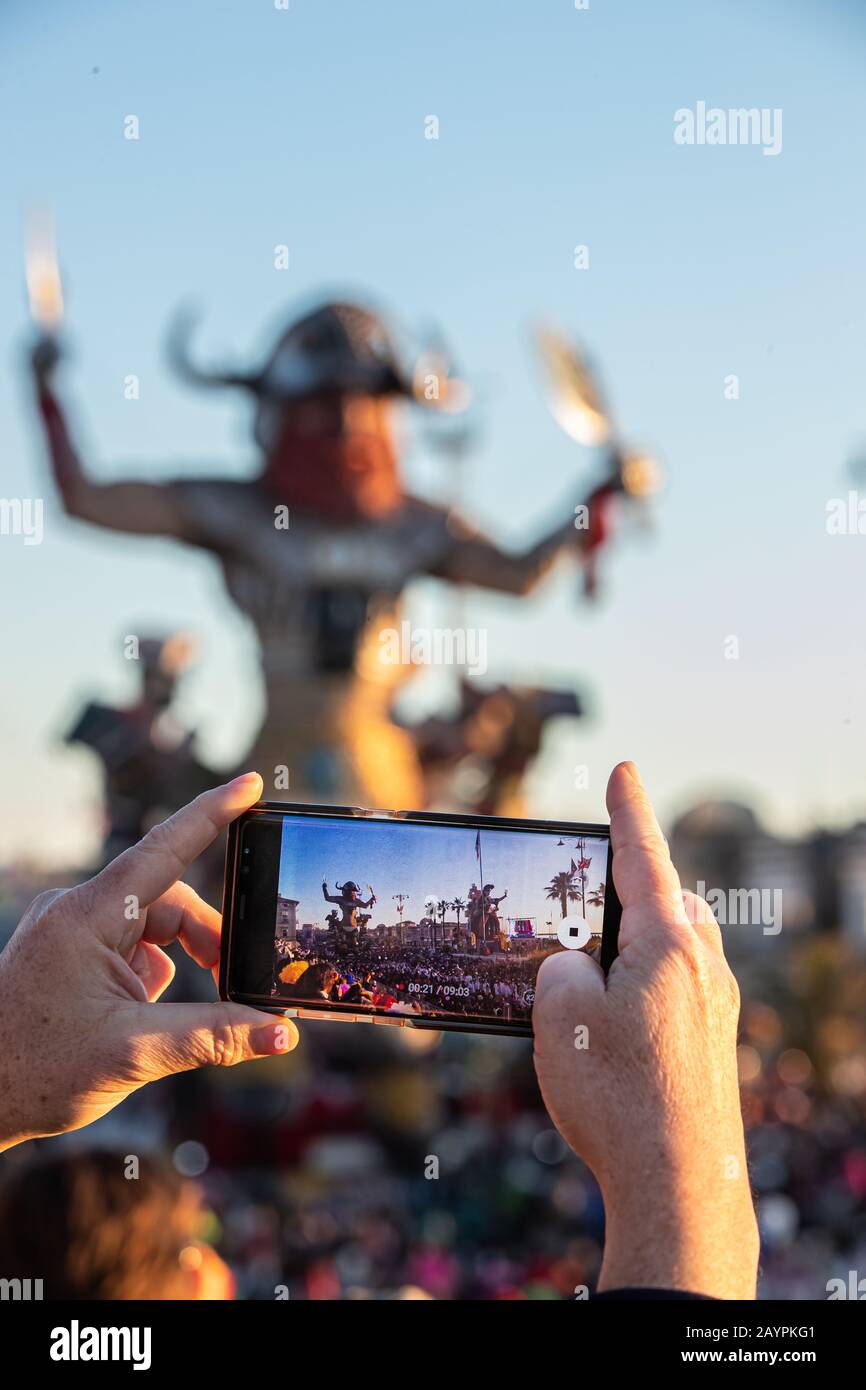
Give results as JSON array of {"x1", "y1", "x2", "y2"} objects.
[{"x1": 545, "y1": 870, "x2": 580, "y2": 918}]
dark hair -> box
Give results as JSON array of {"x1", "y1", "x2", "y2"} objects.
[
  {"x1": 294, "y1": 962, "x2": 339, "y2": 999},
  {"x1": 0, "y1": 1149, "x2": 201, "y2": 1300}
]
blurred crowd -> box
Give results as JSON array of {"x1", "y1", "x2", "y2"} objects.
[{"x1": 733, "y1": 937, "x2": 866, "y2": 1298}]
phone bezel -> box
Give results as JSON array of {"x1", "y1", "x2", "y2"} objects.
[{"x1": 219, "y1": 800, "x2": 621, "y2": 1037}]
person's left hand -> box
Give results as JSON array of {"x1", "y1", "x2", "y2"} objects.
[{"x1": 0, "y1": 773, "x2": 298, "y2": 1153}]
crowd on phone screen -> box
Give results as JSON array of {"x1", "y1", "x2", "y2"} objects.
[{"x1": 271, "y1": 936, "x2": 565, "y2": 1021}]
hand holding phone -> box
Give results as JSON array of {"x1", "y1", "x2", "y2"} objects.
[
  {"x1": 532, "y1": 762, "x2": 759, "y2": 1298},
  {"x1": 0, "y1": 775, "x2": 294, "y2": 1155}
]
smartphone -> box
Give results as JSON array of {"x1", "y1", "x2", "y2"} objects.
[{"x1": 219, "y1": 802, "x2": 621, "y2": 1038}]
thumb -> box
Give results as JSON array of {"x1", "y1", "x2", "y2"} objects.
[
  {"x1": 126, "y1": 1002, "x2": 299, "y2": 1080},
  {"x1": 532, "y1": 947, "x2": 605, "y2": 1055}
]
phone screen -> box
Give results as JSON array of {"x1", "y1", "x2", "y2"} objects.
[{"x1": 225, "y1": 808, "x2": 616, "y2": 1034}]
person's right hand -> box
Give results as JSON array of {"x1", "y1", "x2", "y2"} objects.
[
  {"x1": 533, "y1": 762, "x2": 759, "y2": 1298},
  {"x1": 0, "y1": 773, "x2": 298, "y2": 1154}
]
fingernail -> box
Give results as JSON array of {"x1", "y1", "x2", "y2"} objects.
[
  {"x1": 226, "y1": 771, "x2": 262, "y2": 792},
  {"x1": 127, "y1": 945, "x2": 153, "y2": 1001},
  {"x1": 619, "y1": 761, "x2": 640, "y2": 782},
  {"x1": 131, "y1": 944, "x2": 151, "y2": 983},
  {"x1": 251, "y1": 1022, "x2": 294, "y2": 1056}
]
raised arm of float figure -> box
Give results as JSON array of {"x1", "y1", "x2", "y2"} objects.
[
  {"x1": 432, "y1": 503, "x2": 587, "y2": 596},
  {"x1": 32, "y1": 352, "x2": 192, "y2": 540}
]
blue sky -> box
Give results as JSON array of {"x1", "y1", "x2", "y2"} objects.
[
  {"x1": 278, "y1": 813, "x2": 609, "y2": 936},
  {"x1": 1, "y1": 0, "x2": 866, "y2": 865}
]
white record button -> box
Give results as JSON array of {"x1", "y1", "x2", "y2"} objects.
[{"x1": 556, "y1": 918, "x2": 592, "y2": 950}]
